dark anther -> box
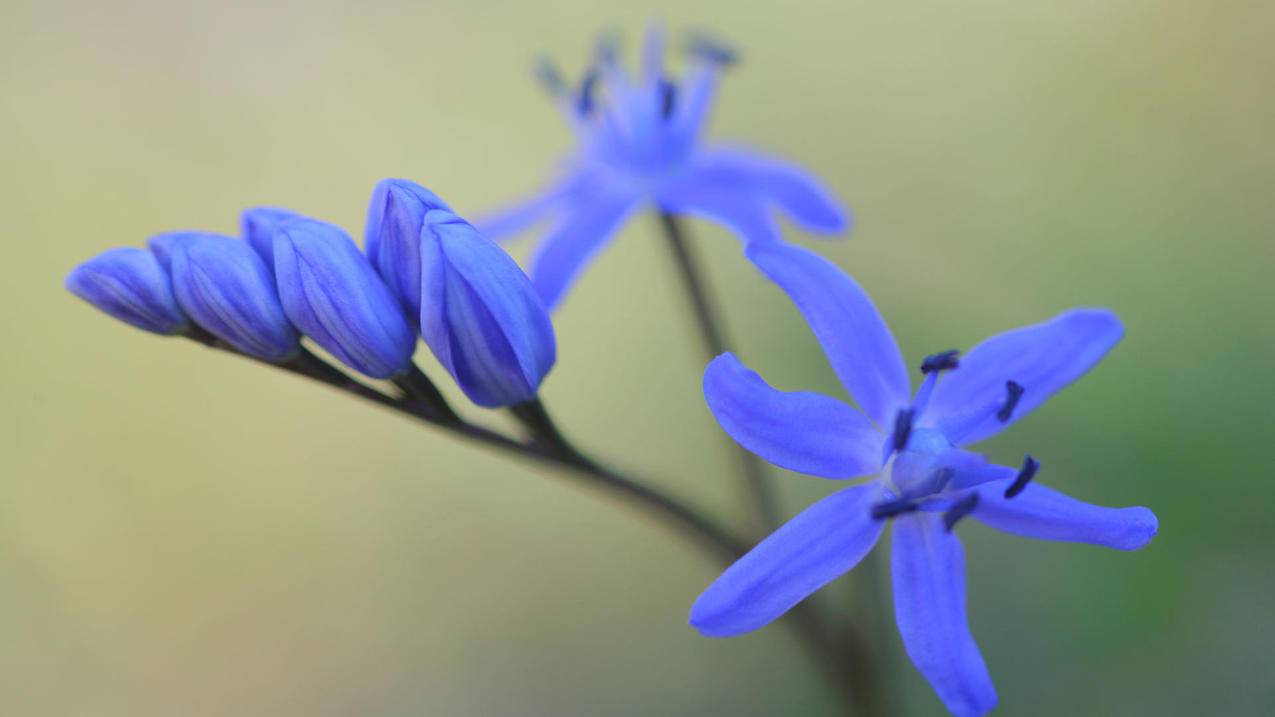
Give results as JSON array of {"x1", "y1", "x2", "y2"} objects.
[
  {"x1": 576, "y1": 70, "x2": 599, "y2": 116},
  {"x1": 660, "y1": 79, "x2": 677, "y2": 119},
  {"x1": 872, "y1": 498, "x2": 920, "y2": 520},
  {"x1": 921, "y1": 349, "x2": 960, "y2": 374},
  {"x1": 997, "y1": 380, "x2": 1025, "y2": 422},
  {"x1": 686, "y1": 32, "x2": 740, "y2": 66},
  {"x1": 943, "y1": 493, "x2": 980, "y2": 532},
  {"x1": 892, "y1": 408, "x2": 915, "y2": 452},
  {"x1": 533, "y1": 58, "x2": 567, "y2": 98},
  {"x1": 1004, "y1": 454, "x2": 1040, "y2": 499}
]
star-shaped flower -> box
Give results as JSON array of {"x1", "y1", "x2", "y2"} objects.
[
  {"x1": 690, "y1": 243, "x2": 1157, "y2": 717},
  {"x1": 478, "y1": 25, "x2": 848, "y2": 309}
]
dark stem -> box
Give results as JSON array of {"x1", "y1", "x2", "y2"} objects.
[
  {"x1": 788, "y1": 600, "x2": 881, "y2": 716},
  {"x1": 184, "y1": 334, "x2": 879, "y2": 715},
  {"x1": 847, "y1": 550, "x2": 890, "y2": 715},
  {"x1": 186, "y1": 337, "x2": 746, "y2": 563},
  {"x1": 393, "y1": 363, "x2": 462, "y2": 424},
  {"x1": 509, "y1": 396, "x2": 592, "y2": 467},
  {"x1": 656, "y1": 213, "x2": 888, "y2": 717},
  {"x1": 655, "y1": 210, "x2": 780, "y2": 533}
]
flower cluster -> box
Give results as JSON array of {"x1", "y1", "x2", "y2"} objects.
[
  {"x1": 64, "y1": 23, "x2": 1157, "y2": 717},
  {"x1": 67, "y1": 179, "x2": 555, "y2": 408}
]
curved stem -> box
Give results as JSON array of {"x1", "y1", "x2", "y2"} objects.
[
  {"x1": 655, "y1": 211, "x2": 780, "y2": 533},
  {"x1": 508, "y1": 396, "x2": 593, "y2": 467},
  {"x1": 515, "y1": 390, "x2": 880, "y2": 715},
  {"x1": 655, "y1": 212, "x2": 889, "y2": 717},
  {"x1": 185, "y1": 337, "x2": 878, "y2": 714},
  {"x1": 188, "y1": 339, "x2": 748, "y2": 563},
  {"x1": 393, "y1": 363, "x2": 462, "y2": 424}
]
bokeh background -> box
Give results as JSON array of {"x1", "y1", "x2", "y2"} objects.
[{"x1": 3, "y1": 0, "x2": 1272, "y2": 714}]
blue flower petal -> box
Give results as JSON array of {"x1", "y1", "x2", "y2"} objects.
[
  {"x1": 474, "y1": 180, "x2": 575, "y2": 241},
  {"x1": 656, "y1": 175, "x2": 780, "y2": 245},
  {"x1": 240, "y1": 206, "x2": 301, "y2": 266},
  {"x1": 640, "y1": 22, "x2": 666, "y2": 85},
  {"x1": 703, "y1": 353, "x2": 882, "y2": 479},
  {"x1": 420, "y1": 210, "x2": 557, "y2": 407},
  {"x1": 927, "y1": 308, "x2": 1125, "y2": 446},
  {"x1": 972, "y1": 480, "x2": 1158, "y2": 551},
  {"x1": 65, "y1": 247, "x2": 189, "y2": 335},
  {"x1": 528, "y1": 191, "x2": 638, "y2": 310},
  {"x1": 152, "y1": 232, "x2": 299, "y2": 361},
  {"x1": 945, "y1": 459, "x2": 1016, "y2": 492},
  {"x1": 746, "y1": 242, "x2": 911, "y2": 428},
  {"x1": 364, "y1": 178, "x2": 452, "y2": 317},
  {"x1": 671, "y1": 61, "x2": 720, "y2": 140},
  {"x1": 274, "y1": 218, "x2": 417, "y2": 379},
  {"x1": 693, "y1": 147, "x2": 849, "y2": 233},
  {"x1": 892, "y1": 512, "x2": 998, "y2": 717},
  {"x1": 690, "y1": 484, "x2": 884, "y2": 637},
  {"x1": 147, "y1": 230, "x2": 199, "y2": 272}
]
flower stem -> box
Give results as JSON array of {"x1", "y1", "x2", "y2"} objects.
[
  {"x1": 182, "y1": 334, "x2": 883, "y2": 715},
  {"x1": 184, "y1": 335, "x2": 748, "y2": 563},
  {"x1": 655, "y1": 212, "x2": 888, "y2": 717},
  {"x1": 655, "y1": 211, "x2": 780, "y2": 533},
  {"x1": 393, "y1": 363, "x2": 462, "y2": 424},
  {"x1": 508, "y1": 396, "x2": 593, "y2": 467}
]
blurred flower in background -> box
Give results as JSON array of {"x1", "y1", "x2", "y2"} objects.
[{"x1": 478, "y1": 24, "x2": 849, "y2": 309}]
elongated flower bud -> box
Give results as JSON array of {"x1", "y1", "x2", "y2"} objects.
[
  {"x1": 240, "y1": 206, "x2": 301, "y2": 266},
  {"x1": 364, "y1": 178, "x2": 452, "y2": 317},
  {"x1": 273, "y1": 218, "x2": 417, "y2": 379},
  {"x1": 419, "y1": 209, "x2": 556, "y2": 407},
  {"x1": 65, "y1": 247, "x2": 189, "y2": 335},
  {"x1": 150, "y1": 232, "x2": 300, "y2": 361}
]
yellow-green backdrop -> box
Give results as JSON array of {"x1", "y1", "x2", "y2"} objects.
[{"x1": 2, "y1": 0, "x2": 1272, "y2": 714}]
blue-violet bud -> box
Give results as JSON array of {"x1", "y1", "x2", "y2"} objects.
[
  {"x1": 273, "y1": 218, "x2": 417, "y2": 379},
  {"x1": 149, "y1": 232, "x2": 300, "y2": 361},
  {"x1": 419, "y1": 209, "x2": 556, "y2": 408},
  {"x1": 65, "y1": 247, "x2": 189, "y2": 335},
  {"x1": 241, "y1": 206, "x2": 302, "y2": 267},
  {"x1": 364, "y1": 178, "x2": 452, "y2": 317}
]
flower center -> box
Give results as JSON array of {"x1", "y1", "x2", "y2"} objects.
[{"x1": 886, "y1": 428, "x2": 953, "y2": 498}]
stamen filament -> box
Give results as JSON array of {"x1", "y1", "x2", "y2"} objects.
[
  {"x1": 943, "y1": 493, "x2": 979, "y2": 532},
  {"x1": 930, "y1": 467, "x2": 955, "y2": 493},
  {"x1": 576, "y1": 70, "x2": 599, "y2": 115},
  {"x1": 872, "y1": 497, "x2": 920, "y2": 520},
  {"x1": 660, "y1": 79, "x2": 677, "y2": 119}
]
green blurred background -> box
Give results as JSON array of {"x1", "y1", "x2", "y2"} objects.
[{"x1": 3, "y1": 0, "x2": 1272, "y2": 714}]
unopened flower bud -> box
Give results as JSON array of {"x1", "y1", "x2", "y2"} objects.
[
  {"x1": 274, "y1": 218, "x2": 417, "y2": 379},
  {"x1": 65, "y1": 247, "x2": 188, "y2": 335}
]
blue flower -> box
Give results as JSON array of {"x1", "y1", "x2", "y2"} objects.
[
  {"x1": 241, "y1": 206, "x2": 302, "y2": 267},
  {"x1": 478, "y1": 25, "x2": 848, "y2": 309},
  {"x1": 65, "y1": 247, "x2": 189, "y2": 335},
  {"x1": 690, "y1": 243, "x2": 1157, "y2": 717},
  {"x1": 363, "y1": 178, "x2": 453, "y2": 318},
  {"x1": 273, "y1": 217, "x2": 418, "y2": 379},
  {"x1": 419, "y1": 209, "x2": 556, "y2": 408},
  {"x1": 149, "y1": 231, "x2": 300, "y2": 362}
]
